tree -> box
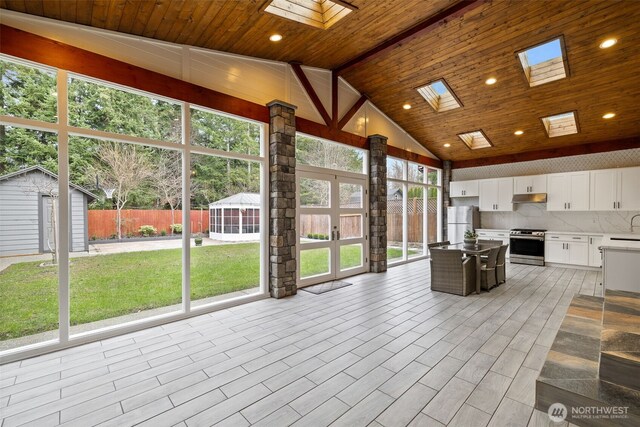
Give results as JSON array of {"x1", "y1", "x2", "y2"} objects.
[
  {"x1": 153, "y1": 150, "x2": 182, "y2": 229},
  {"x1": 95, "y1": 142, "x2": 154, "y2": 239}
]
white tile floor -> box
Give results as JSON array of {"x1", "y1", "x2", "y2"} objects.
[{"x1": 0, "y1": 261, "x2": 602, "y2": 426}]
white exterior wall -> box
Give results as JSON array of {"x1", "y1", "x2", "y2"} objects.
[
  {"x1": 0, "y1": 10, "x2": 438, "y2": 160},
  {"x1": 70, "y1": 190, "x2": 87, "y2": 252}
]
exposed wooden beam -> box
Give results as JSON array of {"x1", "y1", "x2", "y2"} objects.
[
  {"x1": 333, "y1": 0, "x2": 486, "y2": 75},
  {"x1": 290, "y1": 62, "x2": 332, "y2": 127},
  {"x1": 1, "y1": 25, "x2": 443, "y2": 169},
  {"x1": 0, "y1": 25, "x2": 270, "y2": 124},
  {"x1": 338, "y1": 95, "x2": 368, "y2": 130},
  {"x1": 331, "y1": 71, "x2": 339, "y2": 127},
  {"x1": 388, "y1": 146, "x2": 442, "y2": 169},
  {"x1": 451, "y1": 138, "x2": 640, "y2": 169}
]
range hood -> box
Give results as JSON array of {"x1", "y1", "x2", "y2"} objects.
[{"x1": 512, "y1": 193, "x2": 547, "y2": 204}]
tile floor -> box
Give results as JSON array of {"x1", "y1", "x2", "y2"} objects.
[{"x1": 0, "y1": 261, "x2": 603, "y2": 426}]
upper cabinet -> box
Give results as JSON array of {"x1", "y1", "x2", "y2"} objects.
[
  {"x1": 513, "y1": 175, "x2": 547, "y2": 194},
  {"x1": 450, "y1": 180, "x2": 479, "y2": 198},
  {"x1": 547, "y1": 171, "x2": 590, "y2": 211},
  {"x1": 590, "y1": 167, "x2": 640, "y2": 211},
  {"x1": 478, "y1": 178, "x2": 513, "y2": 211}
]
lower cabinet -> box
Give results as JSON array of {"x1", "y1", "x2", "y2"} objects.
[
  {"x1": 589, "y1": 235, "x2": 603, "y2": 268},
  {"x1": 545, "y1": 234, "x2": 589, "y2": 266},
  {"x1": 477, "y1": 230, "x2": 510, "y2": 258}
]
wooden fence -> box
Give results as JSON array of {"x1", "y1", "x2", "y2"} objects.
[{"x1": 88, "y1": 209, "x2": 209, "y2": 239}]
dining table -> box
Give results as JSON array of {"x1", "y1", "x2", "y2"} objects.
[{"x1": 437, "y1": 242, "x2": 495, "y2": 294}]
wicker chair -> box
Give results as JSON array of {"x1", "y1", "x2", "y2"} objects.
[
  {"x1": 480, "y1": 246, "x2": 500, "y2": 290},
  {"x1": 496, "y1": 244, "x2": 509, "y2": 284},
  {"x1": 429, "y1": 248, "x2": 476, "y2": 296},
  {"x1": 428, "y1": 241, "x2": 451, "y2": 272}
]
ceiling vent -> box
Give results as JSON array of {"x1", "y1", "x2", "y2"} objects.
[
  {"x1": 458, "y1": 130, "x2": 493, "y2": 150},
  {"x1": 517, "y1": 37, "x2": 568, "y2": 87},
  {"x1": 541, "y1": 111, "x2": 578, "y2": 137},
  {"x1": 264, "y1": 0, "x2": 356, "y2": 29},
  {"x1": 417, "y1": 79, "x2": 462, "y2": 112}
]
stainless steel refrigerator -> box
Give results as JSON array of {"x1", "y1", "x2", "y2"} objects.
[{"x1": 447, "y1": 206, "x2": 480, "y2": 244}]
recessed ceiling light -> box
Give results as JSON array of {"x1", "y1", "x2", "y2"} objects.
[
  {"x1": 602, "y1": 113, "x2": 616, "y2": 119},
  {"x1": 514, "y1": 130, "x2": 524, "y2": 135},
  {"x1": 443, "y1": 143, "x2": 451, "y2": 148},
  {"x1": 599, "y1": 38, "x2": 617, "y2": 49},
  {"x1": 485, "y1": 77, "x2": 497, "y2": 85},
  {"x1": 403, "y1": 104, "x2": 412, "y2": 110},
  {"x1": 269, "y1": 34, "x2": 283, "y2": 42}
]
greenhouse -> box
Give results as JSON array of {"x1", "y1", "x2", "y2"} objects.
[{"x1": 208, "y1": 193, "x2": 261, "y2": 241}]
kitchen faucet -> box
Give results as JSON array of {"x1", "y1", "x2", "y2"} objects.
[{"x1": 631, "y1": 214, "x2": 640, "y2": 232}]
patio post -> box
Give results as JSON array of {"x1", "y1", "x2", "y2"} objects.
[
  {"x1": 368, "y1": 134, "x2": 388, "y2": 273},
  {"x1": 267, "y1": 100, "x2": 298, "y2": 298}
]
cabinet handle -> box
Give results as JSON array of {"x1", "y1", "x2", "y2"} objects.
[
  {"x1": 614, "y1": 201, "x2": 616, "y2": 209},
  {"x1": 618, "y1": 201, "x2": 621, "y2": 209},
  {"x1": 572, "y1": 237, "x2": 580, "y2": 240},
  {"x1": 568, "y1": 202, "x2": 571, "y2": 210},
  {"x1": 564, "y1": 202, "x2": 567, "y2": 209}
]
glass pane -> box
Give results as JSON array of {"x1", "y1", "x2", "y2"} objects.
[
  {"x1": 69, "y1": 138, "x2": 182, "y2": 335},
  {"x1": 408, "y1": 162, "x2": 425, "y2": 183},
  {"x1": 340, "y1": 244, "x2": 363, "y2": 271},
  {"x1": 191, "y1": 153, "x2": 261, "y2": 307},
  {"x1": 427, "y1": 168, "x2": 440, "y2": 186},
  {"x1": 340, "y1": 214, "x2": 362, "y2": 239},
  {"x1": 387, "y1": 181, "x2": 404, "y2": 263},
  {"x1": 1, "y1": 59, "x2": 57, "y2": 123},
  {"x1": 300, "y1": 214, "x2": 330, "y2": 242},
  {"x1": 296, "y1": 134, "x2": 365, "y2": 174},
  {"x1": 300, "y1": 177, "x2": 330, "y2": 207},
  {"x1": 408, "y1": 185, "x2": 425, "y2": 258},
  {"x1": 0, "y1": 128, "x2": 59, "y2": 350},
  {"x1": 387, "y1": 157, "x2": 404, "y2": 180},
  {"x1": 300, "y1": 248, "x2": 330, "y2": 279},
  {"x1": 339, "y1": 183, "x2": 362, "y2": 208},
  {"x1": 190, "y1": 107, "x2": 260, "y2": 156},
  {"x1": 428, "y1": 187, "x2": 440, "y2": 244},
  {"x1": 68, "y1": 76, "x2": 181, "y2": 143}
]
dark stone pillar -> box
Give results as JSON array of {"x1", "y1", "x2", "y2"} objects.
[
  {"x1": 442, "y1": 160, "x2": 452, "y2": 241},
  {"x1": 267, "y1": 100, "x2": 297, "y2": 298},
  {"x1": 368, "y1": 134, "x2": 388, "y2": 273}
]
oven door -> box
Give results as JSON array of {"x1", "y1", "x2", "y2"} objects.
[{"x1": 509, "y1": 236, "x2": 544, "y2": 258}]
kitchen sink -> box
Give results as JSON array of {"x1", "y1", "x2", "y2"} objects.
[{"x1": 611, "y1": 237, "x2": 640, "y2": 242}]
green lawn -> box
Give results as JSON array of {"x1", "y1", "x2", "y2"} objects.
[
  {"x1": 0, "y1": 243, "x2": 415, "y2": 341},
  {"x1": 0, "y1": 243, "x2": 260, "y2": 340}
]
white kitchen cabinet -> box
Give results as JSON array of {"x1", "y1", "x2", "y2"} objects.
[
  {"x1": 590, "y1": 167, "x2": 640, "y2": 211},
  {"x1": 514, "y1": 175, "x2": 547, "y2": 194},
  {"x1": 589, "y1": 235, "x2": 603, "y2": 268},
  {"x1": 478, "y1": 178, "x2": 513, "y2": 212},
  {"x1": 546, "y1": 172, "x2": 589, "y2": 211},
  {"x1": 450, "y1": 180, "x2": 479, "y2": 198},
  {"x1": 477, "y1": 230, "x2": 510, "y2": 258},
  {"x1": 545, "y1": 233, "x2": 589, "y2": 266}
]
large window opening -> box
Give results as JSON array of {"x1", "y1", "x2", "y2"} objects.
[
  {"x1": 386, "y1": 157, "x2": 441, "y2": 266},
  {"x1": 0, "y1": 56, "x2": 267, "y2": 359}
]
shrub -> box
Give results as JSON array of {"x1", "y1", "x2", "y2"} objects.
[
  {"x1": 170, "y1": 223, "x2": 182, "y2": 234},
  {"x1": 312, "y1": 233, "x2": 319, "y2": 239},
  {"x1": 324, "y1": 234, "x2": 330, "y2": 240},
  {"x1": 307, "y1": 233, "x2": 313, "y2": 239},
  {"x1": 90, "y1": 235, "x2": 97, "y2": 241},
  {"x1": 160, "y1": 230, "x2": 167, "y2": 236},
  {"x1": 139, "y1": 225, "x2": 157, "y2": 237}
]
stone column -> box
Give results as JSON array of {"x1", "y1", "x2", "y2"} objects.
[
  {"x1": 442, "y1": 160, "x2": 452, "y2": 240},
  {"x1": 368, "y1": 134, "x2": 388, "y2": 273},
  {"x1": 267, "y1": 100, "x2": 297, "y2": 298}
]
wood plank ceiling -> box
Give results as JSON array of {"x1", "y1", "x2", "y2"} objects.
[{"x1": 1, "y1": 0, "x2": 639, "y2": 162}]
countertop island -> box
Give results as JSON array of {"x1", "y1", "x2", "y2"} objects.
[{"x1": 600, "y1": 233, "x2": 640, "y2": 293}]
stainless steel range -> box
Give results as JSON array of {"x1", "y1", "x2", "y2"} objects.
[{"x1": 510, "y1": 228, "x2": 546, "y2": 266}]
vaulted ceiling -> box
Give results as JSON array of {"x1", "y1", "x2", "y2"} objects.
[{"x1": 2, "y1": 0, "x2": 639, "y2": 162}]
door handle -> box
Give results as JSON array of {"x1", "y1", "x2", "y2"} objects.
[
  {"x1": 336, "y1": 230, "x2": 340, "y2": 241},
  {"x1": 332, "y1": 230, "x2": 336, "y2": 240}
]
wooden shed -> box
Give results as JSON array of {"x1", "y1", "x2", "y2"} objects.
[{"x1": 0, "y1": 166, "x2": 97, "y2": 257}]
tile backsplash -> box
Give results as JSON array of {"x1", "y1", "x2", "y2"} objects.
[{"x1": 451, "y1": 148, "x2": 640, "y2": 234}]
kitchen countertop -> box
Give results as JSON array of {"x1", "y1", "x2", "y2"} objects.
[
  {"x1": 600, "y1": 234, "x2": 640, "y2": 252},
  {"x1": 545, "y1": 230, "x2": 604, "y2": 236},
  {"x1": 476, "y1": 229, "x2": 509, "y2": 233}
]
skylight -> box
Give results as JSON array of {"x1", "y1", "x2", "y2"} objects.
[
  {"x1": 517, "y1": 37, "x2": 568, "y2": 87},
  {"x1": 541, "y1": 111, "x2": 578, "y2": 138},
  {"x1": 458, "y1": 130, "x2": 493, "y2": 150},
  {"x1": 417, "y1": 79, "x2": 462, "y2": 112},
  {"x1": 264, "y1": 0, "x2": 356, "y2": 29}
]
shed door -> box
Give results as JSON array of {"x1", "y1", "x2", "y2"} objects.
[{"x1": 41, "y1": 196, "x2": 56, "y2": 253}]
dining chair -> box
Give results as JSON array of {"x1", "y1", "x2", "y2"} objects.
[
  {"x1": 496, "y1": 244, "x2": 509, "y2": 284},
  {"x1": 429, "y1": 248, "x2": 476, "y2": 296},
  {"x1": 480, "y1": 246, "x2": 500, "y2": 290}
]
